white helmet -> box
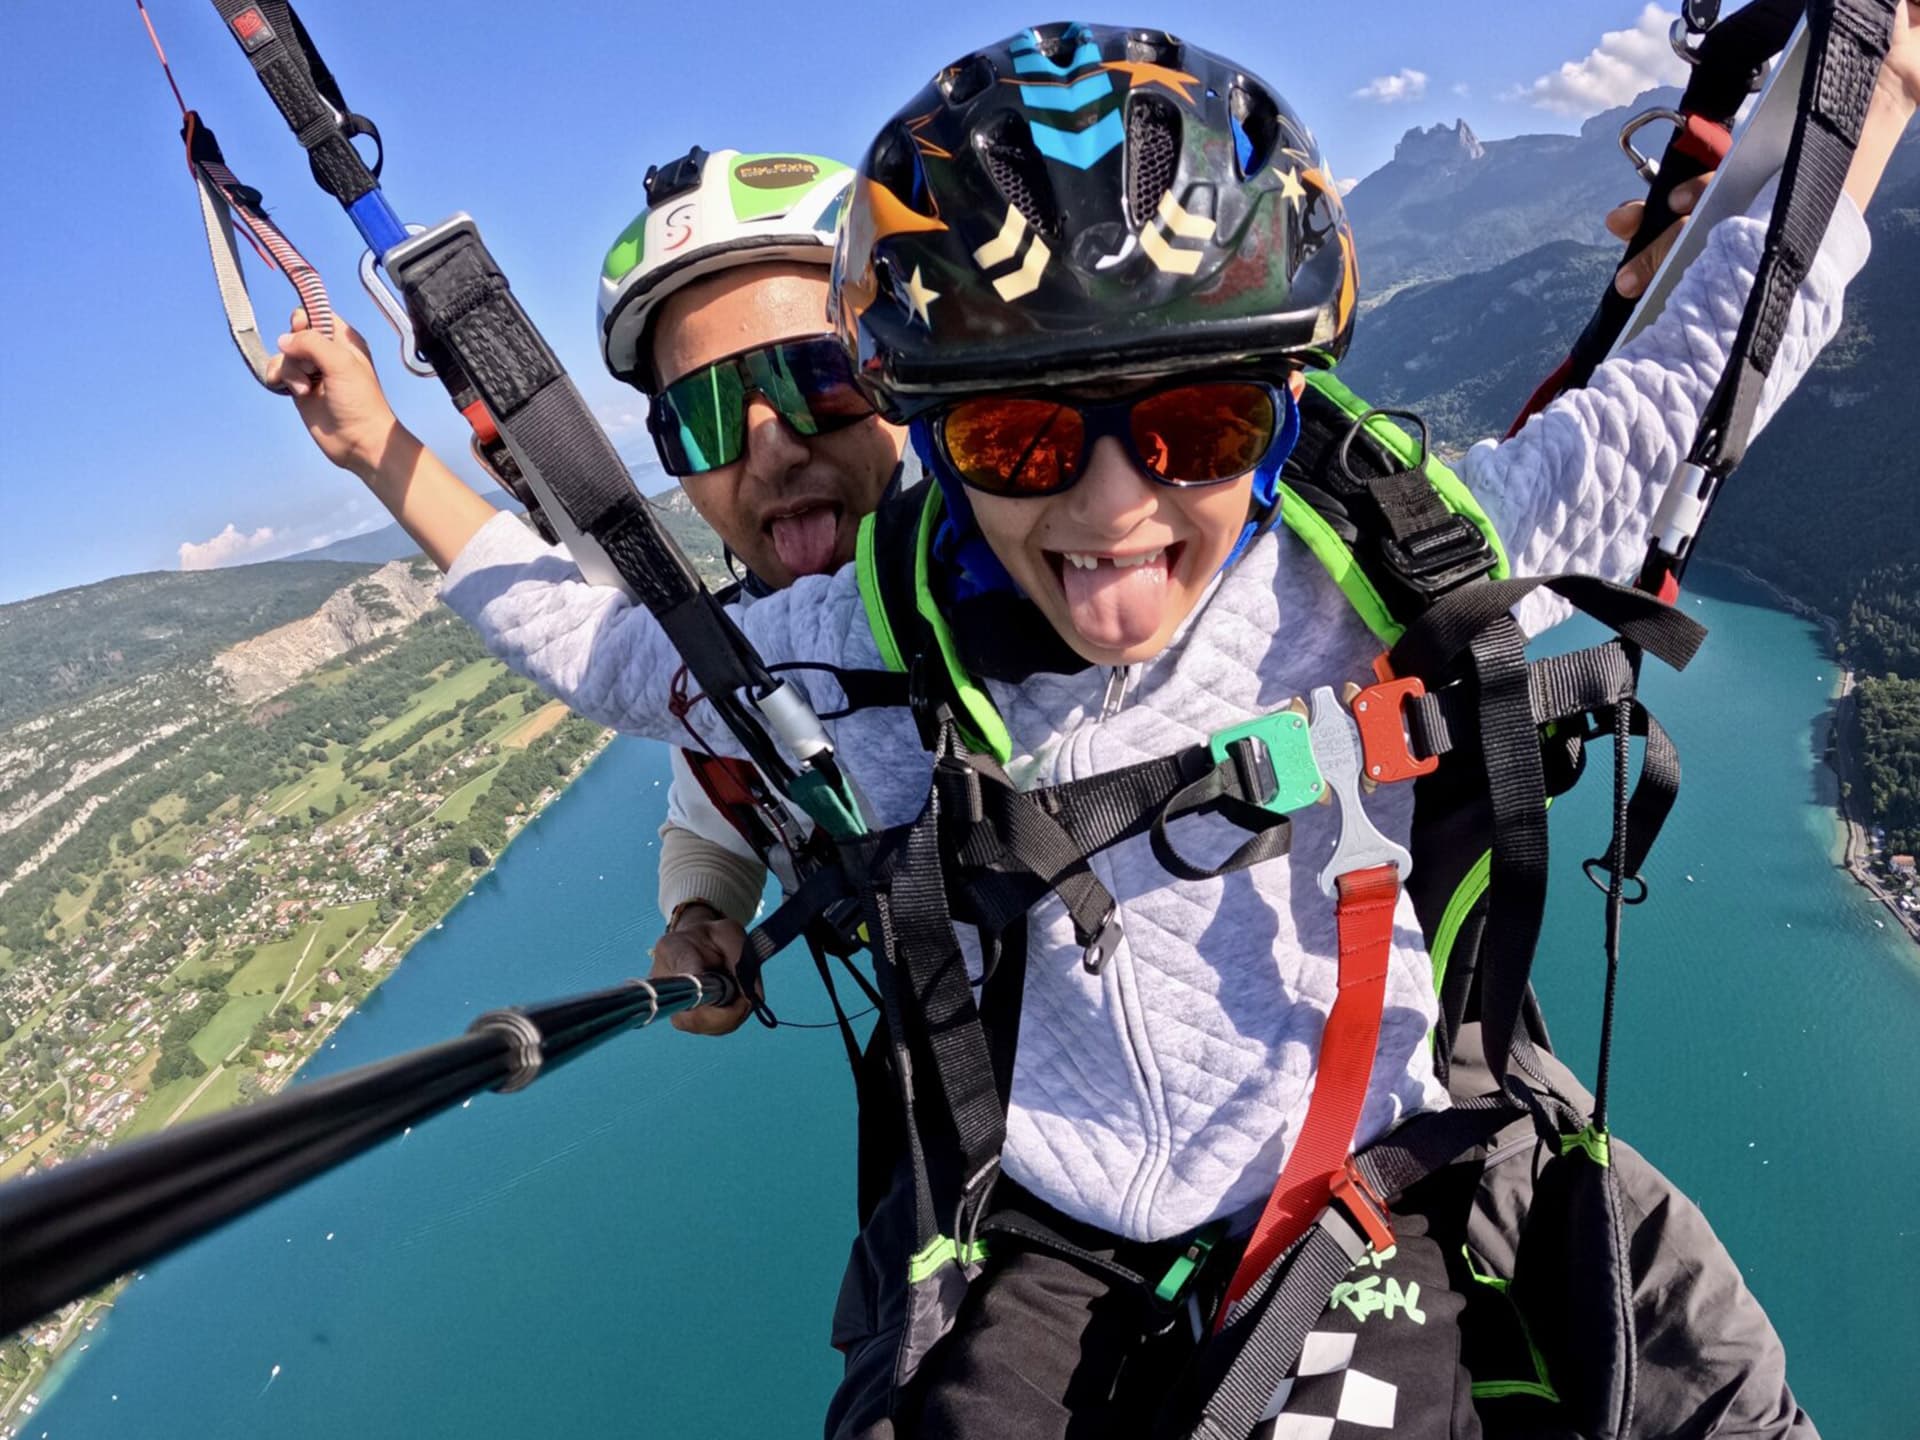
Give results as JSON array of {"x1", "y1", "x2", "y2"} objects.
[{"x1": 598, "y1": 146, "x2": 854, "y2": 389}]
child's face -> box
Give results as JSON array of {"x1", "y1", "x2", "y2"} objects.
[{"x1": 966, "y1": 372, "x2": 1304, "y2": 669}]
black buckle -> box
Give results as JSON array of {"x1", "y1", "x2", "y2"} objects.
[
  {"x1": 1379, "y1": 514, "x2": 1496, "y2": 599},
  {"x1": 1226, "y1": 735, "x2": 1279, "y2": 809}
]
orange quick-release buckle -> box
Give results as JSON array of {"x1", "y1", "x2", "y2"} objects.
[
  {"x1": 1350, "y1": 675, "x2": 1439, "y2": 786},
  {"x1": 1330, "y1": 1157, "x2": 1395, "y2": 1255}
]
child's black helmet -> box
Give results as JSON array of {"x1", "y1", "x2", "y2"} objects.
[{"x1": 832, "y1": 21, "x2": 1359, "y2": 420}]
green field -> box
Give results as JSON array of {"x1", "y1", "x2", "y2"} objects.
[
  {"x1": 359, "y1": 660, "x2": 501, "y2": 752},
  {"x1": 119, "y1": 1073, "x2": 204, "y2": 1141},
  {"x1": 432, "y1": 765, "x2": 502, "y2": 825},
  {"x1": 266, "y1": 760, "x2": 358, "y2": 819},
  {"x1": 228, "y1": 927, "x2": 313, "y2": 996},
  {"x1": 189, "y1": 993, "x2": 274, "y2": 1067},
  {"x1": 179, "y1": 1067, "x2": 246, "y2": 1124}
]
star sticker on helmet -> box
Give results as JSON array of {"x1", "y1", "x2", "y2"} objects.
[
  {"x1": 904, "y1": 266, "x2": 941, "y2": 327},
  {"x1": 1273, "y1": 166, "x2": 1309, "y2": 207},
  {"x1": 1101, "y1": 59, "x2": 1200, "y2": 104}
]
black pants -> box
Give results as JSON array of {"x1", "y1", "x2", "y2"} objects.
[
  {"x1": 902, "y1": 1194, "x2": 1478, "y2": 1440},
  {"x1": 901, "y1": 1184, "x2": 1200, "y2": 1440}
]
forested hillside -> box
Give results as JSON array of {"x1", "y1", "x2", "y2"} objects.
[
  {"x1": 1343, "y1": 170, "x2": 1920, "y2": 614},
  {"x1": 0, "y1": 563, "x2": 371, "y2": 731}
]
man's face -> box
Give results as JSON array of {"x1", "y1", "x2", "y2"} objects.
[{"x1": 651, "y1": 264, "x2": 904, "y2": 589}]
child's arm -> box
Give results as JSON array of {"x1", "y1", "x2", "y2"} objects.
[
  {"x1": 270, "y1": 309, "x2": 864, "y2": 749},
  {"x1": 1467, "y1": 31, "x2": 1914, "y2": 628},
  {"x1": 436, "y1": 508, "x2": 861, "y2": 749},
  {"x1": 269, "y1": 311, "x2": 499, "y2": 572}
]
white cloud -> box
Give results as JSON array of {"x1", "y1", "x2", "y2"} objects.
[
  {"x1": 1352, "y1": 68, "x2": 1429, "y2": 105},
  {"x1": 1509, "y1": 4, "x2": 1689, "y2": 117},
  {"x1": 1452, "y1": 82, "x2": 1473, "y2": 98},
  {"x1": 179, "y1": 524, "x2": 280, "y2": 572},
  {"x1": 1337, "y1": 177, "x2": 1361, "y2": 196}
]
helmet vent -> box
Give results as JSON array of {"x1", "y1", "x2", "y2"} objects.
[
  {"x1": 1125, "y1": 96, "x2": 1180, "y2": 230},
  {"x1": 1229, "y1": 83, "x2": 1281, "y2": 180},
  {"x1": 981, "y1": 116, "x2": 1058, "y2": 236},
  {"x1": 1124, "y1": 30, "x2": 1182, "y2": 68},
  {"x1": 941, "y1": 53, "x2": 996, "y2": 107}
]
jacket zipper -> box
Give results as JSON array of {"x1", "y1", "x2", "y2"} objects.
[{"x1": 1100, "y1": 665, "x2": 1130, "y2": 720}]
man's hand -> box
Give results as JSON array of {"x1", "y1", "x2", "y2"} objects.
[
  {"x1": 266, "y1": 309, "x2": 412, "y2": 484},
  {"x1": 650, "y1": 903, "x2": 755, "y2": 1036},
  {"x1": 1606, "y1": 173, "x2": 1713, "y2": 300}
]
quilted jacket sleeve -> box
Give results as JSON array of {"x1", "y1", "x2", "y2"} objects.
[
  {"x1": 438, "y1": 510, "x2": 868, "y2": 752},
  {"x1": 1463, "y1": 191, "x2": 1872, "y2": 636}
]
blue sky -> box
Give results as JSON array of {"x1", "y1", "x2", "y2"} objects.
[{"x1": 0, "y1": 2, "x2": 1694, "y2": 604}]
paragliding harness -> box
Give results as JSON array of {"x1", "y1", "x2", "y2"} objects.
[
  {"x1": 84, "y1": 1, "x2": 1888, "y2": 1437},
  {"x1": 765, "y1": 0, "x2": 1899, "y2": 1424},
  {"x1": 763, "y1": 368, "x2": 1704, "y2": 1439}
]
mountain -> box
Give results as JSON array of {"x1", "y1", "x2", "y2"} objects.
[
  {"x1": 212, "y1": 560, "x2": 441, "y2": 704},
  {"x1": 1345, "y1": 91, "x2": 1690, "y2": 295},
  {"x1": 1342, "y1": 167, "x2": 1920, "y2": 611},
  {"x1": 291, "y1": 487, "x2": 519, "y2": 565},
  {"x1": 0, "y1": 563, "x2": 375, "y2": 734}
]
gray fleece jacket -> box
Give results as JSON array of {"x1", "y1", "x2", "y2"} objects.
[{"x1": 443, "y1": 197, "x2": 1868, "y2": 1243}]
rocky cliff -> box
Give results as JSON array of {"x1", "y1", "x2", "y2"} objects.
[{"x1": 211, "y1": 561, "x2": 439, "y2": 704}]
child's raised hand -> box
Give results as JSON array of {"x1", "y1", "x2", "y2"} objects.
[
  {"x1": 1884, "y1": 1, "x2": 1920, "y2": 110},
  {"x1": 267, "y1": 309, "x2": 406, "y2": 483},
  {"x1": 1606, "y1": 173, "x2": 1712, "y2": 300}
]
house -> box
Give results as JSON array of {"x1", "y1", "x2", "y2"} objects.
[{"x1": 1891, "y1": 855, "x2": 1916, "y2": 877}]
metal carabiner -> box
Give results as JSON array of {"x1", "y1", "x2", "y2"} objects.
[
  {"x1": 358, "y1": 227, "x2": 437, "y2": 378},
  {"x1": 1670, "y1": 17, "x2": 1706, "y2": 67},
  {"x1": 1671, "y1": 1, "x2": 1721, "y2": 67},
  {"x1": 1619, "y1": 108, "x2": 1687, "y2": 183}
]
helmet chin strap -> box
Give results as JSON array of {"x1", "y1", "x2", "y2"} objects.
[{"x1": 1221, "y1": 383, "x2": 1302, "y2": 571}]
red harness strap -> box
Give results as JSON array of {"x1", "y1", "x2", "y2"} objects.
[{"x1": 1214, "y1": 863, "x2": 1401, "y2": 1328}]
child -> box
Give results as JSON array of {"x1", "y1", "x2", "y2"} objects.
[{"x1": 273, "y1": 17, "x2": 1916, "y2": 1437}]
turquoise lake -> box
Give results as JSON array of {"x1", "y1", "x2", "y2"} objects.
[{"x1": 25, "y1": 568, "x2": 1920, "y2": 1437}]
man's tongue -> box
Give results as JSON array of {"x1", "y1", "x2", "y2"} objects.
[
  {"x1": 1058, "y1": 553, "x2": 1170, "y2": 651},
  {"x1": 770, "y1": 506, "x2": 840, "y2": 578}
]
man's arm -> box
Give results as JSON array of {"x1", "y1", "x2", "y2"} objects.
[{"x1": 648, "y1": 754, "x2": 774, "y2": 1037}]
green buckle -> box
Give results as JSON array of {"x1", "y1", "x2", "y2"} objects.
[
  {"x1": 1209, "y1": 706, "x2": 1325, "y2": 814},
  {"x1": 1155, "y1": 1222, "x2": 1224, "y2": 1304}
]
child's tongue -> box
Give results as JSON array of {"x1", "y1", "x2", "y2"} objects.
[
  {"x1": 770, "y1": 506, "x2": 840, "y2": 577},
  {"x1": 1058, "y1": 552, "x2": 1169, "y2": 651}
]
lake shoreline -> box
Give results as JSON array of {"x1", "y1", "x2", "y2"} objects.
[{"x1": 1696, "y1": 560, "x2": 1920, "y2": 950}]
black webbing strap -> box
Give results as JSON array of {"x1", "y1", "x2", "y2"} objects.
[
  {"x1": 1165, "y1": 1094, "x2": 1527, "y2": 1440},
  {"x1": 1644, "y1": 0, "x2": 1898, "y2": 592},
  {"x1": 734, "y1": 863, "x2": 859, "y2": 1021},
  {"x1": 1168, "y1": 1217, "x2": 1370, "y2": 1440},
  {"x1": 1149, "y1": 763, "x2": 1296, "y2": 884},
  {"x1": 1691, "y1": 0, "x2": 1898, "y2": 481},
  {"x1": 936, "y1": 753, "x2": 1121, "y2": 965},
  {"x1": 1352, "y1": 1093, "x2": 1531, "y2": 1201},
  {"x1": 1469, "y1": 616, "x2": 1556, "y2": 1090},
  {"x1": 1405, "y1": 641, "x2": 1641, "y2": 759},
  {"x1": 389, "y1": 224, "x2": 811, "y2": 796},
  {"x1": 1523, "y1": 0, "x2": 1807, "y2": 420},
  {"x1": 884, "y1": 789, "x2": 1008, "y2": 1239},
  {"x1": 206, "y1": 0, "x2": 814, "y2": 805},
  {"x1": 1388, "y1": 573, "x2": 1706, "y2": 683},
  {"x1": 907, "y1": 727, "x2": 1297, "y2": 978},
  {"x1": 1405, "y1": 643, "x2": 1683, "y2": 885},
  {"x1": 208, "y1": 1, "x2": 380, "y2": 207}
]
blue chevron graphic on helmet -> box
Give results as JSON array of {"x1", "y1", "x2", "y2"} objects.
[
  {"x1": 1029, "y1": 110, "x2": 1124, "y2": 169},
  {"x1": 1019, "y1": 71, "x2": 1113, "y2": 110}
]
